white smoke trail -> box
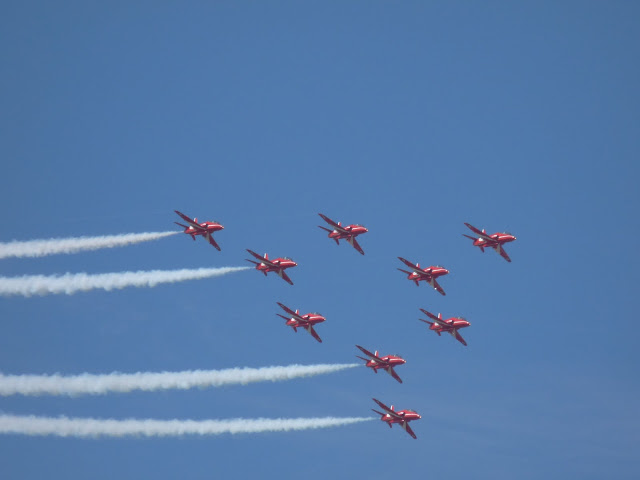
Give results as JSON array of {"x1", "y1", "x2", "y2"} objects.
[
  {"x1": 0, "y1": 231, "x2": 179, "y2": 259},
  {"x1": 0, "y1": 266, "x2": 249, "y2": 297},
  {"x1": 0, "y1": 364, "x2": 360, "y2": 396},
  {"x1": 0, "y1": 415, "x2": 373, "y2": 438}
]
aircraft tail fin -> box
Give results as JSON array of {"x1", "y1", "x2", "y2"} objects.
[
  {"x1": 462, "y1": 234, "x2": 476, "y2": 241},
  {"x1": 318, "y1": 225, "x2": 332, "y2": 233}
]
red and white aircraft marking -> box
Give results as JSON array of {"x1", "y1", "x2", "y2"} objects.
[
  {"x1": 356, "y1": 345, "x2": 406, "y2": 383},
  {"x1": 372, "y1": 398, "x2": 421, "y2": 439},
  {"x1": 318, "y1": 213, "x2": 368, "y2": 255},
  {"x1": 419, "y1": 308, "x2": 471, "y2": 346},
  {"x1": 174, "y1": 210, "x2": 224, "y2": 251},
  {"x1": 397, "y1": 257, "x2": 449, "y2": 295},
  {"x1": 463, "y1": 222, "x2": 516, "y2": 262},
  {"x1": 246, "y1": 250, "x2": 297, "y2": 285},
  {"x1": 276, "y1": 302, "x2": 325, "y2": 343}
]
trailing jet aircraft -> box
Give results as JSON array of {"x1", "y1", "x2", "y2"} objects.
[
  {"x1": 276, "y1": 302, "x2": 325, "y2": 343},
  {"x1": 397, "y1": 257, "x2": 449, "y2": 295},
  {"x1": 318, "y1": 213, "x2": 368, "y2": 255},
  {"x1": 419, "y1": 308, "x2": 471, "y2": 346},
  {"x1": 355, "y1": 345, "x2": 405, "y2": 383},
  {"x1": 463, "y1": 222, "x2": 516, "y2": 262},
  {"x1": 174, "y1": 210, "x2": 224, "y2": 250},
  {"x1": 246, "y1": 250, "x2": 297, "y2": 285},
  {"x1": 372, "y1": 398, "x2": 421, "y2": 439}
]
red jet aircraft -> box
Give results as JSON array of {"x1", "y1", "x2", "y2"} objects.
[
  {"x1": 397, "y1": 257, "x2": 449, "y2": 295},
  {"x1": 174, "y1": 210, "x2": 224, "y2": 251},
  {"x1": 463, "y1": 222, "x2": 516, "y2": 262},
  {"x1": 276, "y1": 302, "x2": 325, "y2": 343},
  {"x1": 419, "y1": 308, "x2": 471, "y2": 346},
  {"x1": 246, "y1": 250, "x2": 297, "y2": 285},
  {"x1": 356, "y1": 345, "x2": 406, "y2": 383},
  {"x1": 318, "y1": 213, "x2": 368, "y2": 255},
  {"x1": 372, "y1": 398, "x2": 421, "y2": 439}
]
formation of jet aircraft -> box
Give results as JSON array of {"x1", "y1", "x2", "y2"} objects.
[
  {"x1": 276, "y1": 302, "x2": 325, "y2": 343},
  {"x1": 173, "y1": 211, "x2": 517, "y2": 440}
]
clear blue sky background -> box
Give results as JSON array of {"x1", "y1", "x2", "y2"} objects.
[{"x1": 1, "y1": 2, "x2": 638, "y2": 479}]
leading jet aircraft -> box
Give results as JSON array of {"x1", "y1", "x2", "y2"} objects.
[
  {"x1": 246, "y1": 250, "x2": 297, "y2": 285},
  {"x1": 463, "y1": 222, "x2": 516, "y2": 262},
  {"x1": 276, "y1": 302, "x2": 325, "y2": 343},
  {"x1": 356, "y1": 345, "x2": 406, "y2": 383},
  {"x1": 372, "y1": 398, "x2": 421, "y2": 439},
  {"x1": 397, "y1": 257, "x2": 449, "y2": 295},
  {"x1": 318, "y1": 213, "x2": 368, "y2": 255},
  {"x1": 174, "y1": 210, "x2": 224, "y2": 251},
  {"x1": 419, "y1": 308, "x2": 471, "y2": 346}
]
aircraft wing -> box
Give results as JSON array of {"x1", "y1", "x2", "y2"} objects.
[
  {"x1": 347, "y1": 236, "x2": 365, "y2": 255},
  {"x1": 205, "y1": 233, "x2": 221, "y2": 251},
  {"x1": 453, "y1": 330, "x2": 468, "y2": 346},
  {"x1": 318, "y1": 213, "x2": 347, "y2": 233},
  {"x1": 356, "y1": 345, "x2": 377, "y2": 359},
  {"x1": 402, "y1": 422, "x2": 417, "y2": 439},
  {"x1": 277, "y1": 303, "x2": 304, "y2": 321},
  {"x1": 493, "y1": 244, "x2": 512, "y2": 262},
  {"x1": 175, "y1": 210, "x2": 203, "y2": 230},
  {"x1": 430, "y1": 278, "x2": 446, "y2": 296},
  {"x1": 386, "y1": 367, "x2": 403, "y2": 384},
  {"x1": 277, "y1": 269, "x2": 294, "y2": 285},
  {"x1": 433, "y1": 317, "x2": 452, "y2": 329},
  {"x1": 372, "y1": 399, "x2": 402, "y2": 419},
  {"x1": 419, "y1": 308, "x2": 441, "y2": 322},
  {"x1": 464, "y1": 223, "x2": 493, "y2": 241},
  {"x1": 397, "y1": 257, "x2": 419, "y2": 270},
  {"x1": 246, "y1": 249, "x2": 275, "y2": 266},
  {"x1": 356, "y1": 345, "x2": 386, "y2": 365},
  {"x1": 305, "y1": 325, "x2": 323, "y2": 343}
]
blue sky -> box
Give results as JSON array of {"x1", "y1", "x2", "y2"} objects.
[{"x1": 1, "y1": 1, "x2": 638, "y2": 478}]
